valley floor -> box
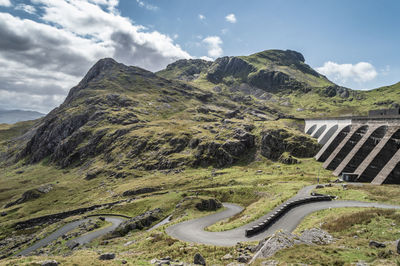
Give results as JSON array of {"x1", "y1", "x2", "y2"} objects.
[{"x1": 1, "y1": 159, "x2": 400, "y2": 265}]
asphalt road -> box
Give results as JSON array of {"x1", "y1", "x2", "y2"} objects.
[
  {"x1": 166, "y1": 185, "x2": 400, "y2": 246},
  {"x1": 17, "y1": 216, "x2": 125, "y2": 256}
]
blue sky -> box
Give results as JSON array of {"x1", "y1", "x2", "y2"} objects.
[{"x1": 0, "y1": 0, "x2": 399, "y2": 112}]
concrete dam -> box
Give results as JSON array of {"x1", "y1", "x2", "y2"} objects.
[{"x1": 304, "y1": 109, "x2": 400, "y2": 185}]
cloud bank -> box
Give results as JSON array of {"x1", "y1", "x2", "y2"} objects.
[
  {"x1": 0, "y1": 0, "x2": 190, "y2": 113},
  {"x1": 316, "y1": 61, "x2": 378, "y2": 84}
]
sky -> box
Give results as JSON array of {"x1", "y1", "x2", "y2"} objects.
[{"x1": 0, "y1": 0, "x2": 399, "y2": 113}]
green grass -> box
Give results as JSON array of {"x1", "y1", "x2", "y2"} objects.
[{"x1": 264, "y1": 207, "x2": 400, "y2": 265}]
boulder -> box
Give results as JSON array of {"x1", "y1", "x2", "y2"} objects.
[
  {"x1": 222, "y1": 253, "x2": 233, "y2": 260},
  {"x1": 397, "y1": 239, "x2": 400, "y2": 254},
  {"x1": 254, "y1": 229, "x2": 334, "y2": 259},
  {"x1": 99, "y1": 253, "x2": 115, "y2": 260},
  {"x1": 41, "y1": 260, "x2": 59, "y2": 266},
  {"x1": 369, "y1": 240, "x2": 386, "y2": 248},
  {"x1": 193, "y1": 253, "x2": 206, "y2": 265},
  {"x1": 122, "y1": 187, "x2": 158, "y2": 197},
  {"x1": 66, "y1": 240, "x2": 79, "y2": 250},
  {"x1": 237, "y1": 254, "x2": 251, "y2": 263},
  {"x1": 113, "y1": 208, "x2": 162, "y2": 237},
  {"x1": 196, "y1": 199, "x2": 222, "y2": 211}
]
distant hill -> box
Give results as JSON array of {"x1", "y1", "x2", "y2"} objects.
[
  {"x1": 158, "y1": 49, "x2": 400, "y2": 118},
  {"x1": 0, "y1": 109, "x2": 44, "y2": 124}
]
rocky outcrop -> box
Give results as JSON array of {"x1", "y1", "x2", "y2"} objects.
[
  {"x1": 253, "y1": 228, "x2": 334, "y2": 260},
  {"x1": 162, "y1": 59, "x2": 212, "y2": 81},
  {"x1": 207, "y1": 56, "x2": 256, "y2": 83},
  {"x1": 99, "y1": 253, "x2": 116, "y2": 260},
  {"x1": 261, "y1": 128, "x2": 320, "y2": 161},
  {"x1": 193, "y1": 253, "x2": 206, "y2": 266},
  {"x1": 112, "y1": 208, "x2": 163, "y2": 237},
  {"x1": 122, "y1": 187, "x2": 159, "y2": 197},
  {"x1": 323, "y1": 85, "x2": 350, "y2": 98},
  {"x1": 194, "y1": 129, "x2": 255, "y2": 168},
  {"x1": 4, "y1": 184, "x2": 53, "y2": 208},
  {"x1": 195, "y1": 199, "x2": 222, "y2": 211},
  {"x1": 248, "y1": 70, "x2": 308, "y2": 93}
]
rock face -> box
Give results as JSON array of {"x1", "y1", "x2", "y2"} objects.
[
  {"x1": 195, "y1": 199, "x2": 222, "y2": 211},
  {"x1": 9, "y1": 52, "x2": 327, "y2": 172},
  {"x1": 99, "y1": 253, "x2": 115, "y2": 260},
  {"x1": 369, "y1": 240, "x2": 386, "y2": 248},
  {"x1": 40, "y1": 260, "x2": 59, "y2": 266},
  {"x1": 112, "y1": 208, "x2": 163, "y2": 237},
  {"x1": 194, "y1": 129, "x2": 255, "y2": 168},
  {"x1": 122, "y1": 187, "x2": 159, "y2": 197},
  {"x1": 397, "y1": 239, "x2": 400, "y2": 254},
  {"x1": 248, "y1": 70, "x2": 308, "y2": 93},
  {"x1": 160, "y1": 59, "x2": 212, "y2": 81},
  {"x1": 261, "y1": 128, "x2": 320, "y2": 161},
  {"x1": 207, "y1": 56, "x2": 256, "y2": 84},
  {"x1": 254, "y1": 228, "x2": 334, "y2": 259},
  {"x1": 193, "y1": 253, "x2": 206, "y2": 265}
]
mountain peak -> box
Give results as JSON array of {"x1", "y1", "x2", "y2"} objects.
[{"x1": 249, "y1": 49, "x2": 305, "y2": 63}]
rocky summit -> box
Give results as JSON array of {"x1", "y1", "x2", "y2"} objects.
[{"x1": 1, "y1": 49, "x2": 400, "y2": 265}]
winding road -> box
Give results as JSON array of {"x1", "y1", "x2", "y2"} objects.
[
  {"x1": 17, "y1": 183, "x2": 400, "y2": 255},
  {"x1": 17, "y1": 216, "x2": 126, "y2": 256},
  {"x1": 166, "y1": 184, "x2": 400, "y2": 246}
]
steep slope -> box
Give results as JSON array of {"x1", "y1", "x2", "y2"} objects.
[{"x1": 5, "y1": 58, "x2": 319, "y2": 178}]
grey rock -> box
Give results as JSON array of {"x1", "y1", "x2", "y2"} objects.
[
  {"x1": 254, "y1": 229, "x2": 334, "y2": 259},
  {"x1": 122, "y1": 187, "x2": 158, "y2": 197},
  {"x1": 66, "y1": 240, "x2": 79, "y2": 250},
  {"x1": 41, "y1": 260, "x2": 59, "y2": 266},
  {"x1": 113, "y1": 208, "x2": 162, "y2": 237},
  {"x1": 397, "y1": 239, "x2": 400, "y2": 254},
  {"x1": 369, "y1": 240, "x2": 386, "y2": 248},
  {"x1": 237, "y1": 254, "x2": 251, "y2": 263},
  {"x1": 207, "y1": 56, "x2": 256, "y2": 84},
  {"x1": 193, "y1": 253, "x2": 206, "y2": 265},
  {"x1": 99, "y1": 253, "x2": 115, "y2": 260},
  {"x1": 37, "y1": 184, "x2": 53, "y2": 194},
  {"x1": 222, "y1": 253, "x2": 233, "y2": 260},
  {"x1": 196, "y1": 199, "x2": 222, "y2": 211}
]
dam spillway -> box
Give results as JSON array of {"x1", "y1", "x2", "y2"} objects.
[{"x1": 305, "y1": 112, "x2": 400, "y2": 185}]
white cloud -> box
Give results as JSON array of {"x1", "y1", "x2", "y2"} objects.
[
  {"x1": 173, "y1": 34, "x2": 179, "y2": 39},
  {"x1": 15, "y1": 4, "x2": 37, "y2": 15},
  {"x1": 0, "y1": 0, "x2": 191, "y2": 113},
  {"x1": 316, "y1": 61, "x2": 378, "y2": 83},
  {"x1": 221, "y1": 28, "x2": 228, "y2": 35},
  {"x1": 198, "y1": 14, "x2": 205, "y2": 20},
  {"x1": 202, "y1": 36, "x2": 223, "y2": 58},
  {"x1": 0, "y1": 0, "x2": 11, "y2": 7},
  {"x1": 200, "y1": 56, "x2": 213, "y2": 61},
  {"x1": 225, "y1": 13, "x2": 236, "y2": 23},
  {"x1": 135, "y1": 0, "x2": 158, "y2": 11}
]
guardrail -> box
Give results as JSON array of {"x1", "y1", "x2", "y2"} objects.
[
  {"x1": 245, "y1": 195, "x2": 332, "y2": 237},
  {"x1": 85, "y1": 213, "x2": 132, "y2": 219}
]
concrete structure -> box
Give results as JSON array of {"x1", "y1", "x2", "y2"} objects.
[{"x1": 305, "y1": 115, "x2": 400, "y2": 185}]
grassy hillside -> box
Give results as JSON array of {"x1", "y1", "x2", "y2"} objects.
[
  {"x1": 1, "y1": 51, "x2": 400, "y2": 265},
  {"x1": 158, "y1": 50, "x2": 400, "y2": 118}
]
